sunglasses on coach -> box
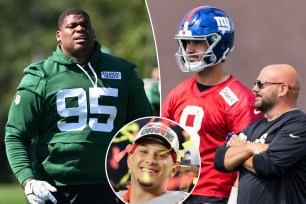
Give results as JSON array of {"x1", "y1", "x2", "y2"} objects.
[{"x1": 255, "y1": 80, "x2": 291, "y2": 89}]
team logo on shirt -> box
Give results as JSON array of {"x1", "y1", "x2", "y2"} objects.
[
  {"x1": 101, "y1": 71, "x2": 122, "y2": 79},
  {"x1": 254, "y1": 109, "x2": 261, "y2": 115},
  {"x1": 289, "y1": 133, "x2": 300, "y2": 139},
  {"x1": 219, "y1": 87, "x2": 238, "y2": 106},
  {"x1": 255, "y1": 133, "x2": 268, "y2": 143}
]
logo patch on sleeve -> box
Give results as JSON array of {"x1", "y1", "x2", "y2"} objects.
[
  {"x1": 219, "y1": 87, "x2": 239, "y2": 106},
  {"x1": 101, "y1": 71, "x2": 122, "y2": 79},
  {"x1": 14, "y1": 94, "x2": 21, "y2": 105}
]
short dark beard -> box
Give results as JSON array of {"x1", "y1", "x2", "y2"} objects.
[{"x1": 255, "y1": 91, "x2": 278, "y2": 113}]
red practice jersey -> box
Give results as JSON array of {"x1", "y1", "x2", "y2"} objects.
[{"x1": 162, "y1": 76, "x2": 263, "y2": 198}]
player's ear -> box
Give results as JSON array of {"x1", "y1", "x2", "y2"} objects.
[
  {"x1": 93, "y1": 29, "x2": 96, "y2": 39},
  {"x1": 56, "y1": 30, "x2": 61, "y2": 44},
  {"x1": 170, "y1": 163, "x2": 179, "y2": 178},
  {"x1": 127, "y1": 154, "x2": 133, "y2": 169}
]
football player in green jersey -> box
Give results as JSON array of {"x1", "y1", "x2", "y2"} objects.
[{"x1": 5, "y1": 8, "x2": 153, "y2": 204}]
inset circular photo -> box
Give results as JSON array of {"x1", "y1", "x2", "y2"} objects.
[{"x1": 106, "y1": 116, "x2": 200, "y2": 204}]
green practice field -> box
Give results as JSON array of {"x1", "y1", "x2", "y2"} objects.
[{"x1": 0, "y1": 183, "x2": 27, "y2": 204}]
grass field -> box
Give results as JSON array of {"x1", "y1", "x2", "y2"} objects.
[{"x1": 0, "y1": 183, "x2": 27, "y2": 204}]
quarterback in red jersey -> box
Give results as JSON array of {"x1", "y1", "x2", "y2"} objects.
[{"x1": 162, "y1": 6, "x2": 264, "y2": 204}]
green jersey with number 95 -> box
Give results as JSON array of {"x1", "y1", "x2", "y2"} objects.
[{"x1": 5, "y1": 42, "x2": 153, "y2": 186}]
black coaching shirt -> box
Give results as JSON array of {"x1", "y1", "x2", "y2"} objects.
[{"x1": 215, "y1": 109, "x2": 306, "y2": 204}]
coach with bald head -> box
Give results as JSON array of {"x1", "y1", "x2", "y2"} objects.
[
  {"x1": 214, "y1": 64, "x2": 306, "y2": 204},
  {"x1": 255, "y1": 64, "x2": 300, "y2": 120}
]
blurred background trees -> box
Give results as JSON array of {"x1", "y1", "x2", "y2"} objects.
[{"x1": 0, "y1": 0, "x2": 157, "y2": 183}]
